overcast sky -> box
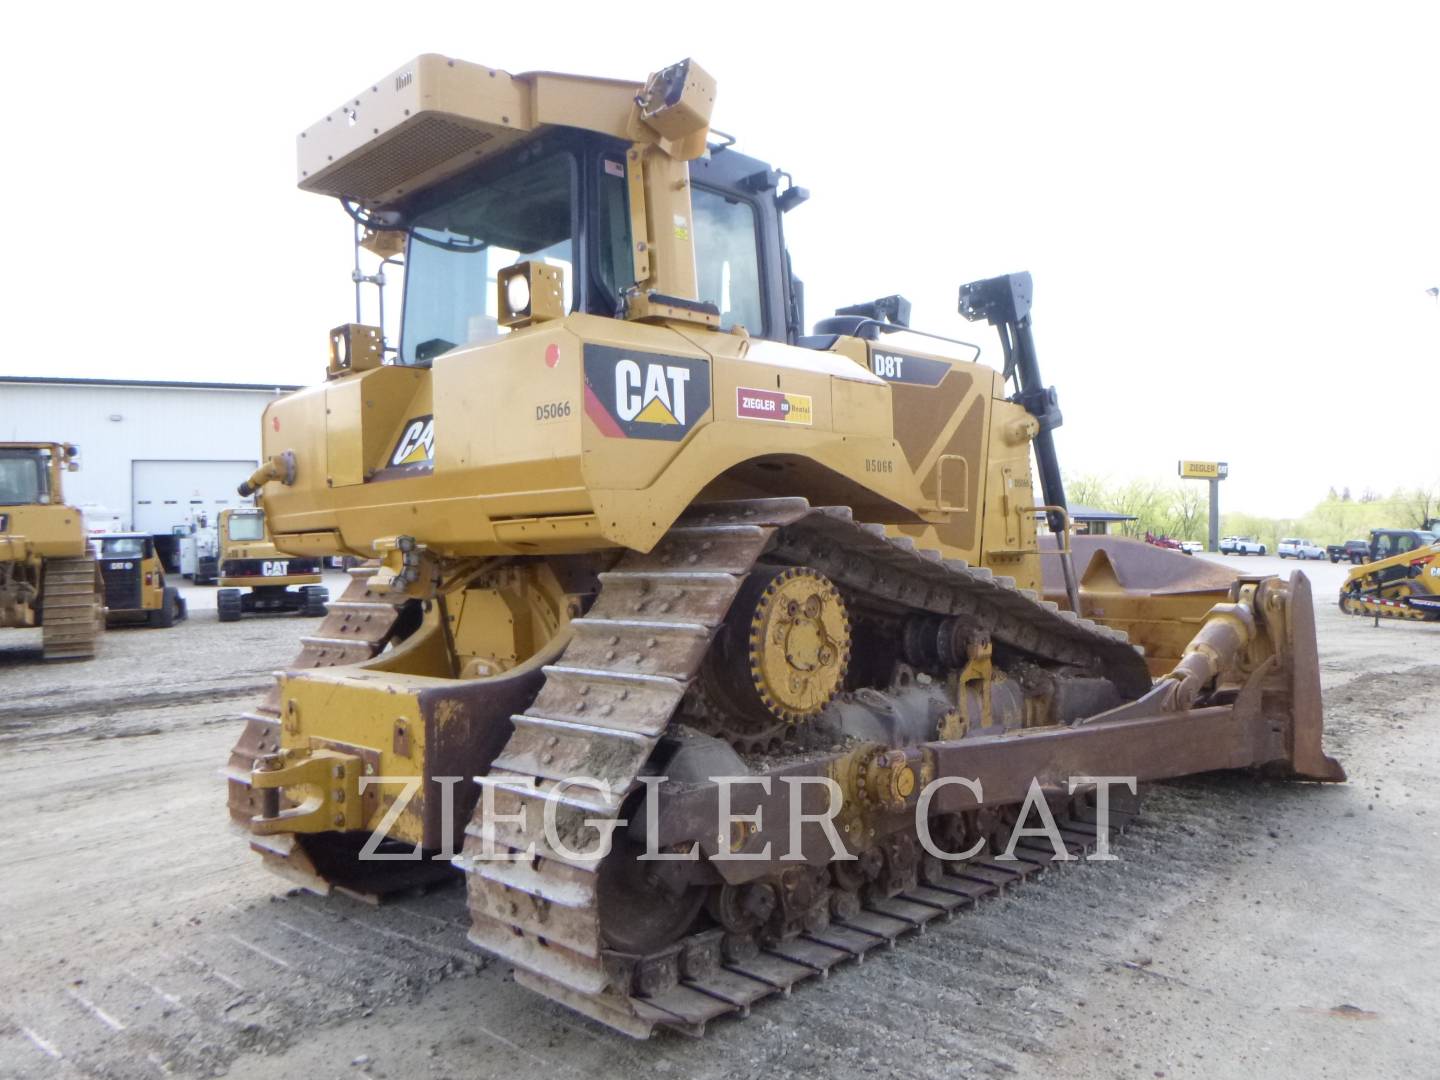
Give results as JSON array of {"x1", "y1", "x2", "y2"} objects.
[{"x1": 3, "y1": 2, "x2": 1435, "y2": 516}]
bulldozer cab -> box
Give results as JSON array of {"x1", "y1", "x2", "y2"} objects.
[
  {"x1": 386, "y1": 131, "x2": 802, "y2": 367},
  {"x1": 1, "y1": 442, "x2": 88, "y2": 565},
  {"x1": 0, "y1": 443, "x2": 72, "y2": 509}
]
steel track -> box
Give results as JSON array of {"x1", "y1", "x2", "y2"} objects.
[
  {"x1": 1340, "y1": 591, "x2": 1440, "y2": 622},
  {"x1": 457, "y1": 497, "x2": 1149, "y2": 1036},
  {"x1": 40, "y1": 555, "x2": 102, "y2": 661}
]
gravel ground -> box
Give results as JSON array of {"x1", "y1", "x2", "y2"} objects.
[{"x1": 0, "y1": 558, "x2": 1435, "y2": 1079}]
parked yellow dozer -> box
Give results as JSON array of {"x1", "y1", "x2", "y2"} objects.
[
  {"x1": 1, "y1": 442, "x2": 104, "y2": 660},
  {"x1": 224, "y1": 55, "x2": 1343, "y2": 1037}
]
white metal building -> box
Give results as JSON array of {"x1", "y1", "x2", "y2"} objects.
[{"x1": 0, "y1": 376, "x2": 299, "y2": 533}]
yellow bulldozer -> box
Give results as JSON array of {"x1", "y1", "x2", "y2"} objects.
[
  {"x1": 225, "y1": 55, "x2": 1344, "y2": 1036},
  {"x1": 0, "y1": 442, "x2": 104, "y2": 661}
]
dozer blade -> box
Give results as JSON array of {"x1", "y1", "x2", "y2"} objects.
[
  {"x1": 1283, "y1": 571, "x2": 1345, "y2": 782},
  {"x1": 1043, "y1": 534, "x2": 1245, "y2": 676},
  {"x1": 1062, "y1": 569, "x2": 1342, "y2": 783}
]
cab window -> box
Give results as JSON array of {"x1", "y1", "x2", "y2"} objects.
[
  {"x1": 597, "y1": 153, "x2": 633, "y2": 301},
  {"x1": 692, "y1": 187, "x2": 763, "y2": 334},
  {"x1": 102, "y1": 536, "x2": 147, "y2": 558},
  {"x1": 400, "y1": 152, "x2": 575, "y2": 365},
  {"x1": 227, "y1": 514, "x2": 266, "y2": 542},
  {"x1": 0, "y1": 450, "x2": 49, "y2": 506}
]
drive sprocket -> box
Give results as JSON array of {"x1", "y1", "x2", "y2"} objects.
[{"x1": 697, "y1": 565, "x2": 850, "y2": 747}]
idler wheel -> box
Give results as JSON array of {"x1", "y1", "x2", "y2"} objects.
[{"x1": 597, "y1": 833, "x2": 707, "y2": 954}]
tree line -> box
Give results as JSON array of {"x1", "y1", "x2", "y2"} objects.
[{"x1": 1065, "y1": 476, "x2": 1440, "y2": 548}]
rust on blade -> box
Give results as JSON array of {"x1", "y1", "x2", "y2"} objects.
[
  {"x1": 1043, "y1": 535, "x2": 1240, "y2": 597},
  {"x1": 1281, "y1": 570, "x2": 1345, "y2": 782},
  {"x1": 1041, "y1": 535, "x2": 1242, "y2": 675}
]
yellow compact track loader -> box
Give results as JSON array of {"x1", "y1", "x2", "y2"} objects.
[
  {"x1": 225, "y1": 56, "x2": 1344, "y2": 1037},
  {"x1": 214, "y1": 507, "x2": 328, "y2": 622},
  {"x1": 95, "y1": 533, "x2": 188, "y2": 628},
  {"x1": 1, "y1": 442, "x2": 104, "y2": 660},
  {"x1": 1338, "y1": 527, "x2": 1440, "y2": 621}
]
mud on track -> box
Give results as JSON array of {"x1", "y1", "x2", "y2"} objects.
[{"x1": 1, "y1": 563, "x2": 1437, "y2": 1078}]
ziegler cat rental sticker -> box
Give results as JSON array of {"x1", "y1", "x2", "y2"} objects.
[{"x1": 735, "y1": 386, "x2": 812, "y2": 425}]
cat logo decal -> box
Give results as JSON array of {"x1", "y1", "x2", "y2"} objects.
[
  {"x1": 388, "y1": 415, "x2": 435, "y2": 469},
  {"x1": 582, "y1": 346, "x2": 710, "y2": 442}
]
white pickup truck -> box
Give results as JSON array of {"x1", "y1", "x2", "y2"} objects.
[{"x1": 1220, "y1": 535, "x2": 1267, "y2": 556}]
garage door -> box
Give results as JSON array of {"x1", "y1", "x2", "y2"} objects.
[{"x1": 132, "y1": 459, "x2": 256, "y2": 534}]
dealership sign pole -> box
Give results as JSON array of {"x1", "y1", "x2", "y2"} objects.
[{"x1": 1178, "y1": 460, "x2": 1229, "y2": 552}]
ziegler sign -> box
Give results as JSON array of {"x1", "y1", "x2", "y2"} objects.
[{"x1": 1178, "y1": 460, "x2": 1229, "y2": 480}]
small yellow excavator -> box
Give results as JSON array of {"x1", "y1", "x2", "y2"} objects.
[
  {"x1": 222, "y1": 55, "x2": 1344, "y2": 1037},
  {"x1": 214, "y1": 507, "x2": 328, "y2": 622},
  {"x1": 1338, "y1": 526, "x2": 1440, "y2": 621},
  {"x1": 1, "y1": 442, "x2": 104, "y2": 660}
]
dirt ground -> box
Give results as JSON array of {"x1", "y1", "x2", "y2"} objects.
[{"x1": 1, "y1": 557, "x2": 1436, "y2": 1079}]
